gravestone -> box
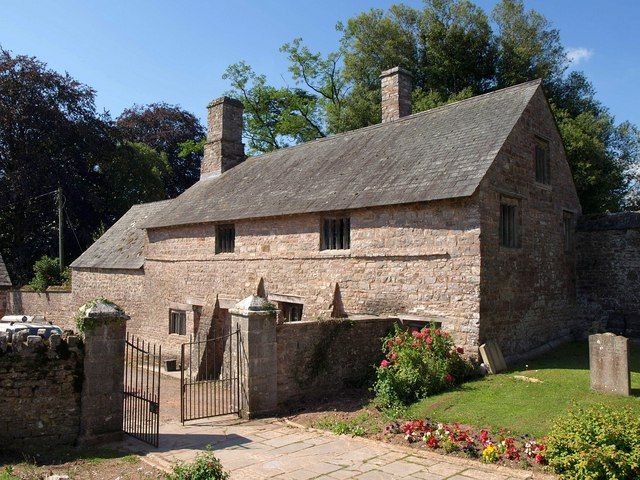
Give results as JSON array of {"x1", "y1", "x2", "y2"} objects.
[
  {"x1": 479, "y1": 340, "x2": 507, "y2": 374},
  {"x1": 589, "y1": 333, "x2": 630, "y2": 396}
]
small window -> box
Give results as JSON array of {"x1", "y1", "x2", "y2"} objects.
[
  {"x1": 563, "y1": 211, "x2": 574, "y2": 252},
  {"x1": 500, "y1": 202, "x2": 520, "y2": 248},
  {"x1": 280, "y1": 302, "x2": 303, "y2": 322},
  {"x1": 169, "y1": 309, "x2": 187, "y2": 335},
  {"x1": 535, "y1": 137, "x2": 550, "y2": 185},
  {"x1": 215, "y1": 224, "x2": 235, "y2": 253},
  {"x1": 321, "y1": 217, "x2": 350, "y2": 250}
]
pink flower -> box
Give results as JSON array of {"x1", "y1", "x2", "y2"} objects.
[
  {"x1": 380, "y1": 359, "x2": 390, "y2": 368},
  {"x1": 426, "y1": 336, "x2": 433, "y2": 345},
  {"x1": 390, "y1": 352, "x2": 398, "y2": 361}
]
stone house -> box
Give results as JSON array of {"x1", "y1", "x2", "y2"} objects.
[{"x1": 65, "y1": 67, "x2": 583, "y2": 359}]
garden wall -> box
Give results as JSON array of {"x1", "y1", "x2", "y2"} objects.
[
  {"x1": 577, "y1": 212, "x2": 640, "y2": 337},
  {"x1": 275, "y1": 316, "x2": 397, "y2": 406},
  {"x1": 5, "y1": 289, "x2": 75, "y2": 329},
  {"x1": 0, "y1": 333, "x2": 83, "y2": 449}
]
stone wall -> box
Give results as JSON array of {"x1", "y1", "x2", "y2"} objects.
[
  {"x1": 577, "y1": 212, "x2": 640, "y2": 337},
  {"x1": 6, "y1": 289, "x2": 75, "y2": 329},
  {"x1": 276, "y1": 316, "x2": 397, "y2": 406},
  {"x1": 478, "y1": 87, "x2": 583, "y2": 357},
  {"x1": 143, "y1": 198, "x2": 481, "y2": 357},
  {"x1": 5, "y1": 270, "x2": 145, "y2": 335},
  {"x1": 0, "y1": 333, "x2": 83, "y2": 449}
]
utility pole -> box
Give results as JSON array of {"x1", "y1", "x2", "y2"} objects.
[{"x1": 57, "y1": 186, "x2": 64, "y2": 272}]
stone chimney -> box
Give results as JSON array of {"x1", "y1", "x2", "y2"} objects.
[
  {"x1": 380, "y1": 67, "x2": 412, "y2": 123},
  {"x1": 201, "y1": 96, "x2": 245, "y2": 179}
]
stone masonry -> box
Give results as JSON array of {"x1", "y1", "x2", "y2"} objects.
[
  {"x1": 478, "y1": 88, "x2": 582, "y2": 356},
  {"x1": 0, "y1": 332, "x2": 83, "y2": 449},
  {"x1": 380, "y1": 67, "x2": 412, "y2": 122},
  {"x1": 201, "y1": 97, "x2": 245, "y2": 179}
]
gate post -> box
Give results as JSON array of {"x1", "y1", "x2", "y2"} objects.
[
  {"x1": 78, "y1": 300, "x2": 129, "y2": 445},
  {"x1": 230, "y1": 295, "x2": 278, "y2": 418}
]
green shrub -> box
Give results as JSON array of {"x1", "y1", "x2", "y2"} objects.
[
  {"x1": 29, "y1": 255, "x2": 70, "y2": 292},
  {"x1": 546, "y1": 404, "x2": 640, "y2": 479},
  {"x1": 373, "y1": 324, "x2": 473, "y2": 409},
  {"x1": 166, "y1": 446, "x2": 228, "y2": 480}
]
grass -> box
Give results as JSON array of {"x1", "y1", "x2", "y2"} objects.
[
  {"x1": 313, "y1": 411, "x2": 380, "y2": 437},
  {"x1": 405, "y1": 340, "x2": 640, "y2": 437}
]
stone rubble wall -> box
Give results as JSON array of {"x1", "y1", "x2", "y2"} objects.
[
  {"x1": 275, "y1": 317, "x2": 398, "y2": 406},
  {"x1": 5, "y1": 289, "x2": 75, "y2": 329},
  {"x1": 0, "y1": 332, "x2": 83, "y2": 449},
  {"x1": 478, "y1": 88, "x2": 583, "y2": 357},
  {"x1": 142, "y1": 198, "x2": 482, "y2": 358},
  {"x1": 576, "y1": 213, "x2": 640, "y2": 337}
]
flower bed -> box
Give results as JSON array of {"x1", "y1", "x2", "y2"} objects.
[{"x1": 385, "y1": 419, "x2": 546, "y2": 468}]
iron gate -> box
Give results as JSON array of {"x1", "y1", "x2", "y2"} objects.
[
  {"x1": 181, "y1": 326, "x2": 242, "y2": 423},
  {"x1": 123, "y1": 334, "x2": 161, "y2": 447}
]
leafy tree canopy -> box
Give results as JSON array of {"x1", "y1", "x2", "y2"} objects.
[
  {"x1": 0, "y1": 49, "x2": 200, "y2": 282},
  {"x1": 225, "y1": 0, "x2": 639, "y2": 213}
]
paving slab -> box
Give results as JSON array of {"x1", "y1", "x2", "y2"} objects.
[{"x1": 121, "y1": 416, "x2": 550, "y2": 479}]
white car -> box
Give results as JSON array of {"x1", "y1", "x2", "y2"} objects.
[{"x1": 0, "y1": 315, "x2": 63, "y2": 340}]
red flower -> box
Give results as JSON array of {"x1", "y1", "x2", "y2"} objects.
[
  {"x1": 535, "y1": 454, "x2": 544, "y2": 464},
  {"x1": 380, "y1": 359, "x2": 390, "y2": 368},
  {"x1": 479, "y1": 430, "x2": 489, "y2": 444},
  {"x1": 456, "y1": 347, "x2": 464, "y2": 354},
  {"x1": 390, "y1": 352, "x2": 398, "y2": 361},
  {"x1": 426, "y1": 436, "x2": 438, "y2": 448},
  {"x1": 445, "y1": 374, "x2": 454, "y2": 383},
  {"x1": 426, "y1": 336, "x2": 433, "y2": 345}
]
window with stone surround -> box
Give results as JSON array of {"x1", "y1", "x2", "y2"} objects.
[
  {"x1": 321, "y1": 217, "x2": 350, "y2": 250},
  {"x1": 563, "y1": 211, "x2": 574, "y2": 252},
  {"x1": 280, "y1": 302, "x2": 303, "y2": 322},
  {"x1": 500, "y1": 198, "x2": 521, "y2": 248},
  {"x1": 535, "y1": 136, "x2": 550, "y2": 185},
  {"x1": 215, "y1": 224, "x2": 235, "y2": 253},
  {"x1": 169, "y1": 309, "x2": 187, "y2": 335}
]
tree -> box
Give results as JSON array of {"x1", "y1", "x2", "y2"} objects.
[
  {"x1": 99, "y1": 141, "x2": 170, "y2": 222},
  {"x1": 116, "y1": 103, "x2": 204, "y2": 196},
  {"x1": 0, "y1": 48, "x2": 113, "y2": 283},
  {"x1": 225, "y1": 0, "x2": 639, "y2": 214}
]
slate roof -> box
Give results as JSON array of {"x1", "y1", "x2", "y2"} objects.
[
  {"x1": 144, "y1": 80, "x2": 542, "y2": 229},
  {"x1": 70, "y1": 200, "x2": 172, "y2": 270},
  {"x1": 0, "y1": 254, "x2": 11, "y2": 287}
]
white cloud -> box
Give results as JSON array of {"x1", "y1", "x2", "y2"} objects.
[{"x1": 566, "y1": 47, "x2": 594, "y2": 65}]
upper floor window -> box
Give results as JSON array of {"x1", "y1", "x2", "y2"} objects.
[
  {"x1": 500, "y1": 199, "x2": 521, "y2": 248},
  {"x1": 563, "y1": 211, "x2": 574, "y2": 252},
  {"x1": 535, "y1": 137, "x2": 551, "y2": 185},
  {"x1": 215, "y1": 224, "x2": 235, "y2": 253},
  {"x1": 321, "y1": 217, "x2": 350, "y2": 250},
  {"x1": 169, "y1": 309, "x2": 187, "y2": 335}
]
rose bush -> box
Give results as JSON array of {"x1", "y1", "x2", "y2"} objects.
[{"x1": 373, "y1": 324, "x2": 474, "y2": 409}]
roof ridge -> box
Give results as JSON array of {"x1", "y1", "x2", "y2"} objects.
[{"x1": 229, "y1": 78, "x2": 542, "y2": 170}]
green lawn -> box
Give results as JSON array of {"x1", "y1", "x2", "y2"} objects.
[{"x1": 405, "y1": 340, "x2": 640, "y2": 437}]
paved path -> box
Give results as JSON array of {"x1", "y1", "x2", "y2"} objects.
[{"x1": 121, "y1": 416, "x2": 551, "y2": 480}]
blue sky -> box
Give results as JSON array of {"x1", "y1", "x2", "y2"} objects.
[{"x1": 1, "y1": 0, "x2": 638, "y2": 126}]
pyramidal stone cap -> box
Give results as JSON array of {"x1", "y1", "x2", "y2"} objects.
[{"x1": 235, "y1": 295, "x2": 270, "y2": 311}]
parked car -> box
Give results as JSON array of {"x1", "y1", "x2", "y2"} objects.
[{"x1": 0, "y1": 315, "x2": 63, "y2": 340}]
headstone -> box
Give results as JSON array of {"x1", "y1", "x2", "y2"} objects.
[
  {"x1": 479, "y1": 340, "x2": 507, "y2": 374},
  {"x1": 589, "y1": 333, "x2": 630, "y2": 396}
]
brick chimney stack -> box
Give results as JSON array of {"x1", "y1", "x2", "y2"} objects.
[
  {"x1": 380, "y1": 67, "x2": 412, "y2": 123},
  {"x1": 201, "y1": 96, "x2": 245, "y2": 179}
]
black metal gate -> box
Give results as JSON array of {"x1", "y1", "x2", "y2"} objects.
[
  {"x1": 123, "y1": 334, "x2": 161, "y2": 447},
  {"x1": 181, "y1": 326, "x2": 242, "y2": 423}
]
